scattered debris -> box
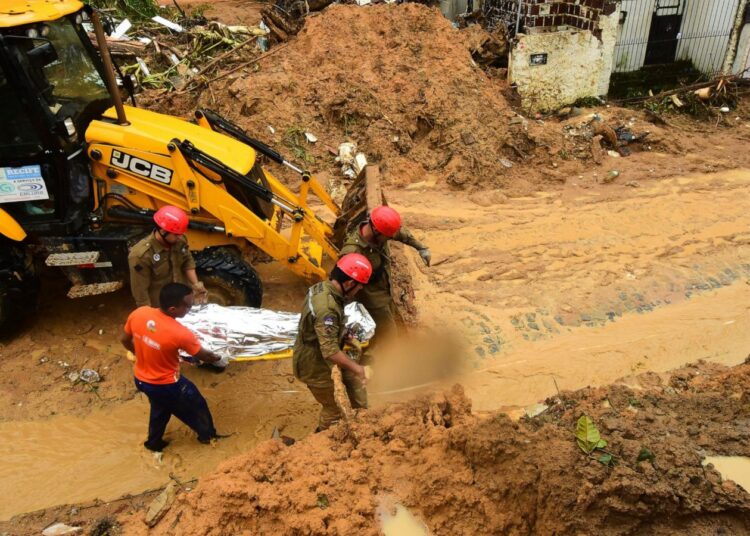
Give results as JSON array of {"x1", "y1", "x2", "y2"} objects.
[
  {"x1": 462, "y1": 24, "x2": 508, "y2": 69},
  {"x1": 602, "y1": 170, "x2": 620, "y2": 184},
  {"x1": 145, "y1": 482, "x2": 177, "y2": 527},
  {"x1": 591, "y1": 135, "x2": 604, "y2": 164},
  {"x1": 336, "y1": 142, "x2": 368, "y2": 179},
  {"x1": 304, "y1": 132, "x2": 318, "y2": 144},
  {"x1": 42, "y1": 523, "x2": 83, "y2": 536},
  {"x1": 151, "y1": 15, "x2": 184, "y2": 33},
  {"x1": 524, "y1": 403, "x2": 548, "y2": 418},
  {"x1": 271, "y1": 427, "x2": 296, "y2": 446},
  {"x1": 80, "y1": 369, "x2": 101, "y2": 384},
  {"x1": 694, "y1": 87, "x2": 712, "y2": 101}
]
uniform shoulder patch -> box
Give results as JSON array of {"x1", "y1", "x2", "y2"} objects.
[{"x1": 323, "y1": 314, "x2": 336, "y2": 327}]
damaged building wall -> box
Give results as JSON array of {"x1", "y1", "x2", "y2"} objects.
[
  {"x1": 508, "y1": 1, "x2": 620, "y2": 112},
  {"x1": 440, "y1": 0, "x2": 483, "y2": 21}
]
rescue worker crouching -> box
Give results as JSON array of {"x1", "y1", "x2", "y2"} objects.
[
  {"x1": 340, "y1": 205, "x2": 430, "y2": 347},
  {"x1": 293, "y1": 253, "x2": 373, "y2": 431},
  {"x1": 128, "y1": 205, "x2": 208, "y2": 308}
]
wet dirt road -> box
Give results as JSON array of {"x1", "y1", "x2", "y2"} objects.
[
  {"x1": 2, "y1": 169, "x2": 750, "y2": 520},
  {"x1": 399, "y1": 168, "x2": 750, "y2": 411}
]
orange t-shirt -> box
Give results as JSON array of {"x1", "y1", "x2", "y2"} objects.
[{"x1": 124, "y1": 306, "x2": 202, "y2": 385}]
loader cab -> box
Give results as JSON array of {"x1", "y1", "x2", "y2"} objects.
[{"x1": 0, "y1": 9, "x2": 112, "y2": 237}]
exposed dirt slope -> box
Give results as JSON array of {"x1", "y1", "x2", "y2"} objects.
[
  {"x1": 120, "y1": 362, "x2": 750, "y2": 535},
  {"x1": 150, "y1": 4, "x2": 532, "y2": 191}
]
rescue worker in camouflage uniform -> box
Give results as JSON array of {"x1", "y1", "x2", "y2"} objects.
[
  {"x1": 293, "y1": 253, "x2": 373, "y2": 431},
  {"x1": 339, "y1": 205, "x2": 430, "y2": 346},
  {"x1": 128, "y1": 205, "x2": 208, "y2": 308}
]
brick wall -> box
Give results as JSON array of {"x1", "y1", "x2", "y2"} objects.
[{"x1": 484, "y1": 0, "x2": 618, "y2": 37}]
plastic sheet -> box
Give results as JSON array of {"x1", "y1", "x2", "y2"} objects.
[{"x1": 178, "y1": 302, "x2": 375, "y2": 361}]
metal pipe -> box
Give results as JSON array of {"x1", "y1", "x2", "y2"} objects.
[{"x1": 91, "y1": 10, "x2": 129, "y2": 125}]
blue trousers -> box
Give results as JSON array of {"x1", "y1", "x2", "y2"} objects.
[{"x1": 134, "y1": 376, "x2": 216, "y2": 444}]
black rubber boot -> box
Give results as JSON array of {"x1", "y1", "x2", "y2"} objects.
[{"x1": 143, "y1": 439, "x2": 170, "y2": 452}]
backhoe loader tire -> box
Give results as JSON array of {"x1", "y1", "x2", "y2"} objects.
[
  {"x1": 194, "y1": 247, "x2": 263, "y2": 308},
  {"x1": 0, "y1": 246, "x2": 39, "y2": 337}
]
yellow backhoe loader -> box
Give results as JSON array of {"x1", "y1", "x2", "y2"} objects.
[{"x1": 0, "y1": 0, "x2": 375, "y2": 333}]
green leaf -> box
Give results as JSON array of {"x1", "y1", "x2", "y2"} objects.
[
  {"x1": 576, "y1": 416, "x2": 603, "y2": 454},
  {"x1": 598, "y1": 453, "x2": 613, "y2": 465},
  {"x1": 596, "y1": 439, "x2": 608, "y2": 449},
  {"x1": 317, "y1": 494, "x2": 329, "y2": 509},
  {"x1": 636, "y1": 447, "x2": 655, "y2": 464}
]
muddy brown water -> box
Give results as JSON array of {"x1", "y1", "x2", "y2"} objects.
[
  {"x1": 703, "y1": 456, "x2": 750, "y2": 493},
  {"x1": 2, "y1": 169, "x2": 750, "y2": 520}
]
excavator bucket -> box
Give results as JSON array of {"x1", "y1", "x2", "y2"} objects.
[{"x1": 333, "y1": 165, "x2": 386, "y2": 247}]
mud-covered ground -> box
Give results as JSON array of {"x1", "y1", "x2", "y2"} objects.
[
  {"x1": 124, "y1": 361, "x2": 750, "y2": 535},
  {"x1": 2, "y1": 2, "x2": 750, "y2": 534},
  {"x1": 7, "y1": 361, "x2": 750, "y2": 535}
]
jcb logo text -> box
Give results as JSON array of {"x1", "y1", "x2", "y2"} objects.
[{"x1": 110, "y1": 150, "x2": 172, "y2": 184}]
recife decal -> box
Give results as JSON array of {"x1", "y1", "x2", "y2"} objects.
[{"x1": 110, "y1": 150, "x2": 173, "y2": 184}]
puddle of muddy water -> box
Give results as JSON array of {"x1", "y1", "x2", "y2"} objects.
[
  {"x1": 379, "y1": 504, "x2": 430, "y2": 536},
  {"x1": 703, "y1": 456, "x2": 750, "y2": 493},
  {"x1": 0, "y1": 363, "x2": 315, "y2": 521}
]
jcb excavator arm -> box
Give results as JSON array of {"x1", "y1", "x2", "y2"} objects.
[{"x1": 88, "y1": 107, "x2": 343, "y2": 281}]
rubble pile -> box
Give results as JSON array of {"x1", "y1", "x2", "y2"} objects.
[
  {"x1": 152, "y1": 4, "x2": 550, "y2": 192},
  {"x1": 97, "y1": 7, "x2": 270, "y2": 91},
  {"x1": 122, "y1": 362, "x2": 750, "y2": 535}
]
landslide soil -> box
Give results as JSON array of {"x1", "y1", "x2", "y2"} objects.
[
  {"x1": 110, "y1": 362, "x2": 750, "y2": 535},
  {"x1": 3, "y1": 2, "x2": 750, "y2": 532},
  {"x1": 143, "y1": 3, "x2": 750, "y2": 197}
]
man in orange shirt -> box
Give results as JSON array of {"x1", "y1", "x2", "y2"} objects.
[{"x1": 121, "y1": 282, "x2": 223, "y2": 451}]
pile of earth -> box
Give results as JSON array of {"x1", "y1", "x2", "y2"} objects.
[
  {"x1": 146, "y1": 3, "x2": 550, "y2": 194},
  {"x1": 120, "y1": 360, "x2": 750, "y2": 535}
]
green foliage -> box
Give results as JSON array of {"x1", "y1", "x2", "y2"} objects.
[
  {"x1": 637, "y1": 447, "x2": 656, "y2": 464},
  {"x1": 84, "y1": 0, "x2": 159, "y2": 19},
  {"x1": 573, "y1": 96, "x2": 603, "y2": 108},
  {"x1": 576, "y1": 416, "x2": 608, "y2": 454},
  {"x1": 283, "y1": 126, "x2": 315, "y2": 164}
]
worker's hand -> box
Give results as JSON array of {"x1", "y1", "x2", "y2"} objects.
[
  {"x1": 418, "y1": 248, "x2": 431, "y2": 267},
  {"x1": 192, "y1": 281, "x2": 208, "y2": 304},
  {"x1": 356, "y1": 364, "x2": 369, "y2": 385}
]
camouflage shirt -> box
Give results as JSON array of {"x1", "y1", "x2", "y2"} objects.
[
  {"x1": 127, "y1": 233, "x2": 196, "y2": 307},
  {"x1": 292, "y1": 280, "x2": 345, "y2": 388},
  {"x1": 339, "y1": 223, "x2": 424, "y2": 309}
]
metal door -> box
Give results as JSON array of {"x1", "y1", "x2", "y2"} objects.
[{"x1": 644, "y1": 0, "x2": 684, "y2": 65}]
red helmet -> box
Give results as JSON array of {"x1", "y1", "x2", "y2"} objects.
[
  {"x1": 154, "y1": 205, "x2": 189, "y2": 235},
  {"x1": 369, "y1": 205, "x2": 401, "y2": 238},
  {"x1": 336, "y1": 253, "x2": 372, "y2": 284}
]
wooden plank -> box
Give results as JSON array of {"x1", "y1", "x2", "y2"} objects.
[{"x1": 364, "y1": 165, "x2": 383, "y2": 212}]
